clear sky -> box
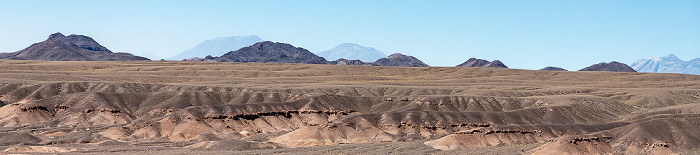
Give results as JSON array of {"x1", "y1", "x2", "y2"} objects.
[{"x1": 1, "y1": 0, "x2": 698, "y2": 70}]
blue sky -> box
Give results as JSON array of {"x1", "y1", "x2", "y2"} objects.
[{"x1": 1, "y1": 0, "x2": 698, "y2": 70}]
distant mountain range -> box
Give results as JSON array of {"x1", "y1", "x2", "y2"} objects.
[
  {"x1": 8, "y1": 33, "x2": 694, "y2": 74},
  {"x1": 316, "y1": 43, "x2": 387, "y2": 62},
  {"x1": 0, "y1": 32, "x2": 148, "y2": 61},
  {"x1": 186, "y1": 41, "x2": 428, "y2": 67},
  {"x1": 169, "y1": 35, "x2": 263, "y2": 60},
  {"x1": 183, "y1": 41, "x2": 645, "y2": 72},
  {"x1": 174, "y1": 40, "x2": 696, "y2": 73},
  {"x1": 630, "y1": 54, "x2": 700, "y2": 75}
]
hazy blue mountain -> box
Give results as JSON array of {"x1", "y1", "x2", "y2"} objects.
[
  {"x1": 168, "y1": 35, "x2": 263, "y2": 60},
  {"x1": 316, "y1": 43, "x2": 387, "y2": 62},
  {"x1": 630, "y1": 54, "x2": 700, "y2": 75}
]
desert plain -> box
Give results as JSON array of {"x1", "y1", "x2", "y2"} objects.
[{"x1": 1, "y1": 60, "x2": 700, "y2": 154}]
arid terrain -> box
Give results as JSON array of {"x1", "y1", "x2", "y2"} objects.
[{"x1": 1, "y1": 60, "x2": 700, "y2": 154}]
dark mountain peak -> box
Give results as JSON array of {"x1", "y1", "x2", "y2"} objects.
[
  {"x1": 41, "y1": 38, "x2": 72, "y2": 47},
  {"x1": 457, "y1": 58, "x2": 488, "y2": 67},
  {"x1": 250, "y1": 41, "x2": 290, "y2": 51},
  {"x1": 63, "y1": 34, "x2": 111, "y2": 52},
  {"x1": 44, "y1": 32, "x2": 111, "y2": 52},
  {"x1": 371, "y1": 53, "x2": 429, "y2": 67},
  {"x1": 540, "y1": 66, "x2": 568, "y2": 71},
  {"x1": 579, "y1": 61, "x2": 636, "y2": 72},
  {"x1": 48, "y1": 32, "x2": 66, "y2": 40},
  {"x1": 214, "y1": 41, "x2": 327, "y2": 64},
  {"x1": 484, "y1": 60, "x2": 508, "y2": 68},
  {"x1": 245, "y1": 41, "x2": 306, "y2": 55},
  {"x1": 204, "y1": 55, "x2": 215, "y2": 60},
  {"x1": 1, "y1": 33, "x2": 147, "y2": 61},
  {"x1": 456, "y1": 58, "x2": 508, "y2": 68},
  {"x1": 387, "y1": 53, "x2": 410, "y2": 59}
]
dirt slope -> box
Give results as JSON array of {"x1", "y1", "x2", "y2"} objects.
[{"x1": 0, "y1": 60, "x2": 699, "y2": 154}]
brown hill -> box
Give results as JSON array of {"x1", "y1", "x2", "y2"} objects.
[
  {"x1": 540, "y1": 66, "x2": 567, "y2": 71},
  {"x1": 579, "y1": 61, "x2": 636, "y2": 72},
  {"x1": 330, "y1": 58, "x2": 370, "y2": 65},
  {"x1": 371, "y1": 53, "x2": 429, "y2": 67},
  {"x1": 48, "y1": 32, "x2": 112, "y2": 52},
  {"x1": 213, "y1": 41, "x2": 328, "y2": 64},
  {"x1": 0, "y1": 60, "x2": 699, "y2": 154},
  {"x1": 0, "y1": 33, "x2": 148, "y2": 61},
  {"x1": 456, "y1": 58, "x2": 508, "y2": 68}
]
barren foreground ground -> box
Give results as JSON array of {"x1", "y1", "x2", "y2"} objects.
[{"x1": 1, "y1": 60, "x2": 700, "y2": 154}]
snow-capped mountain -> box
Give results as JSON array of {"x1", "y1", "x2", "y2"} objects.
[
  {"x1": 168, "y1": 35, "x2": 263, "y2": 60},
  {"x1": 630, "y1": 54, "x2": 700, "y2": 75},
  {"x1": 316, "y1": 43, "x2": 387, "y2": 62}
]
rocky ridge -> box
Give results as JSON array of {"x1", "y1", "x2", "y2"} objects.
[
  {"x1": 540, "y1": 66, "x2": 568, "y2": 71},
  {"x1": 330, "y1": 58, "x2": 370, "y2": 65},
  {"x1": 579, "y1": 61, "x2": 636, "y2": 72},
  {"x1": 371, "y1": 53, "x2": 429, "y2": 67},
  {"x1": 0, "y1": 33, "x2": 148, "y2": 61},
  {"x1": 213, "y1": 41, "x2": 328, "y2": 64},
  {"x1": 456, "y1": 58, "x2": 508, "y2": 68}
]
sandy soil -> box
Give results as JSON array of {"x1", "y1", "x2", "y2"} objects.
[{"x1": 1, "y1": 60, "x2": 699, "y2": 154}]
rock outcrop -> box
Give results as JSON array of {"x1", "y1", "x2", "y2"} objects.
[
  {"x1": 48, "y1": 32, "x2": 112, "y2": 52},
  {"x1": 0, "y1": 32, "x2": 149, "y2": 61},
  {"x1": 330, "y1": 58, "x2": 370, "y2": 65},
  {"x1": 456, "y1": 58, "x2": 508, "y2": 68},
  {"x1": 579, "y1": 61, "x2": 636, "y2": 72},
  {"x1": 371, "y1": 53, "x2": 429, "y2": 67},
  {"x1": 540, "y1": 66, "x2": 568, "y2": 71},
  {"x1": 213, "y1": 41, "x2": 328, "y2": 64},
  {"x1": 183, "y1": 55, "x2": 216, "y2": 62}
]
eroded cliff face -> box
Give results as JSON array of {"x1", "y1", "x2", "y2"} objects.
[{"x1": 1, "y1": 60, "x2": 700, "y2": 154}]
